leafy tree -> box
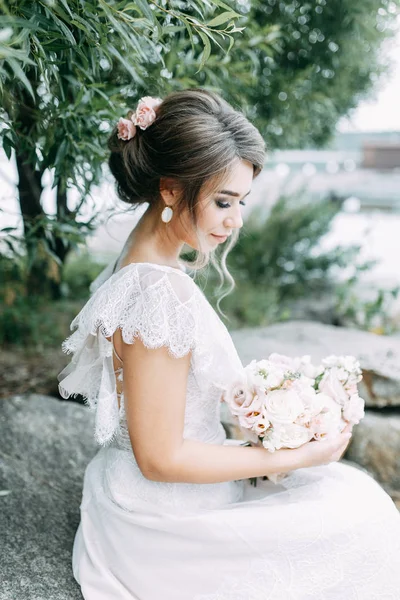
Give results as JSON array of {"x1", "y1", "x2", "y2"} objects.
[
  {"x1": 0, "y1": 0, "x2": 398, "y2": 299},
  {"x1": 161, "y1": 0, "x2": 400, "y2": 148},
  {"x1": 0, "y1": 0, "x2": 243, "y2": 297}
]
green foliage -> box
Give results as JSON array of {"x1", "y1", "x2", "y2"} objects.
[
  {"x1": 0, "y1": 0, "x2": 243, "y2": 194},
  {"x1": 0, "y1": 0, "x2": 246, "y2": 297},
  {"x1": 0, "y1": 228, "x2": 99, "y2": 346},
  {"x1": 226, "y1": 193, "x2": 344, "y2": 295},
  {"x1": 335, "y1": 278, "x2": 400, "y2": 335},
  {"x1": 0, "y1": 219, "x2": 97, "y2": 349},
  {"x1": 0, "y1": 250, "x2": 56, "y2": 346},
  {"x1": 1, "y1": 212, "x2": 97, "y2": 297},
  {"x1": 161, "y1": 0, "x2": 399, "y2": 147},
  {"x1": 62, "y1": 251, "x2": 107, "y2": 299},
  {"x1": 0, "y1": 249, "x2": 27, "y2": 344}
]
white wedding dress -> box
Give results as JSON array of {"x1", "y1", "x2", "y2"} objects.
[{"x1": 58, "y1": 261, "x2": 400, "y2": 600}]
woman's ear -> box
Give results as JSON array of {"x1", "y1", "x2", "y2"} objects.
[{"x1": 159, "y1": 177, "x2": 182, "y2": 206}]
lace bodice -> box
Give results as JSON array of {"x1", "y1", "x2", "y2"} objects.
[{"x1": 58, "y1": 262, "x2": 246, "y2": 509}]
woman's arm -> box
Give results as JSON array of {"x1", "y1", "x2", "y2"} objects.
[{"x1": 121, "y1": 334, "x2": 352, "y2": 484}]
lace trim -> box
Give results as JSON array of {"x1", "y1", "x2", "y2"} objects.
[
  {"x1": 58, "y1": 264, "x2": 200, "y2": 444},
  {"x1": 62, "y1": 264, "x2": 198, "y2": 358}
]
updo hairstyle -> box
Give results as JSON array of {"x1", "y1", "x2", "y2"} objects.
[{"x1": 108, "y1": 88, "x2": 266, "y2": 303}]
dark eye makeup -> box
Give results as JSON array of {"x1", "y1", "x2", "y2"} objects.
[{"x1": 215, "y1": 200, "x2": 247, "y2": 209}]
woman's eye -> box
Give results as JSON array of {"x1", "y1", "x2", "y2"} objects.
[
  {"x1": 216, "y1": 200, "x2": 231, "y2": 209},
  {"x1": 215, "y1": 200, "x2": 247, "y2": 209}
]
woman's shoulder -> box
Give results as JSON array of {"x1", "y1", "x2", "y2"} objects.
[
  {"x1": 88, "y1": 262, "x2": 200, "y2": 303},
  {"x1": 115, "y1": 261, "x2": 197, "y2": 301},
  {"x1": 62, "y1": 261, "x2": 202, "y2": 356}
]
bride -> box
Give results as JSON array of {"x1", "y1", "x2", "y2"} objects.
[{"x1": 58, "y1": 89, "x2": 400, "y2": 600}]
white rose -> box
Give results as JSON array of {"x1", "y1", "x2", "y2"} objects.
[
  {"x1": 318, "y1": 368, "x2": 349, "y2": 407},
  {"x1": 264, "y1": 370, "x2": 286, "y2": 389},
  {"x1": 264, "y1": 389, "x2": 305, "y2": 425},
  {"x1": 342, "y1": 394, "x2": 365, "y2": 425},
  {"x1": 272, "y1": 423, "x2": 313, "y2": 449}
]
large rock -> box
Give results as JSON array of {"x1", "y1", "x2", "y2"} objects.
[
  {"x1": 0, "y1": 394, "x2": 96, "y2": 600},
  {"x1": 345, "y1": 411, "x2": 400, "y2": 492},
  {"x1": 231, "y1": 320, "x2": 400, "y2": 408}
]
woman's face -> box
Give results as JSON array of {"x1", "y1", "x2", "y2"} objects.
[{"x1": 180, "y1": 159, "x2": 254, "y2": 252}]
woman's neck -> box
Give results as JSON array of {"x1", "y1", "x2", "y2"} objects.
[{"x1": 118, "y1": 205, "x2": 185, "y2": 269}]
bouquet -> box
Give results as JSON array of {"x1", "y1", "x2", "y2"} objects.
[{"x1": 223, "y1": 353, "x2": 365, "y2": 483}]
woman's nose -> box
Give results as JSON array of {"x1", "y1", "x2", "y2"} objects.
[{"x1": 225, "y1": 206, "x2": 243, "y2": 230}]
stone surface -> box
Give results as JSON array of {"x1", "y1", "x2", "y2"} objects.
[
  {"x1": 231, "y1": 320, "x2": 400, "y2": 408},
  {"x1": 0, "y1": 394, "x2": 96, "y2": 600},
  {"x1": 345, "y1": 410, "x2": 400, "y2": 491}
]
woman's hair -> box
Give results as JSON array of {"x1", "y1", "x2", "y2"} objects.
[{"x1": 108, "y1": 88, "x2": 266, "y2": 317}]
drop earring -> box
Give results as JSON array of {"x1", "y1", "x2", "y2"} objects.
[{"x1": 161, "y1": 205, "x2": 173, "y2": 223}]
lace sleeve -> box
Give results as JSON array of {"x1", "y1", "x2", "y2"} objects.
[
  {"x1": 117, "y1": 267, "x2": 199, "y2": 358},
  {"x1": 58, "y1": 265, "x2": 200, "y2": 445}
]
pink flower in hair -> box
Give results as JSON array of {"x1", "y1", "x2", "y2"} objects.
[
  {"x1": 117, "y1": 117, "x2": 137, "y2": 141},
  {"x1": 117, "y1": 96, "x2": 162, "y2": 142},
  {"x1": 133, "y1": 96, "x2": 162, "y2": 130}
]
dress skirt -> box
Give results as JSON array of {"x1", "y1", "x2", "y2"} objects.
[{"x1": 72, "y1": 447, "x2": 400, "y2": 600}]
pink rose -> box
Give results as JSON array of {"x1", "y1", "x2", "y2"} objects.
[
  {"x1": 133, "y1": 96, "x2": 162, "y2": 130},
  {"x1": 117, "y1": 117, "x2": 136, "y2": 141},
  {"x1": 138, "y1": 96, "x2": 162, "y2": 111},
  {"x1": 224, "y1": 381, "x2": 263, "y2": 417}
]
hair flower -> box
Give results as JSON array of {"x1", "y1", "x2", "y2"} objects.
[
  {"x1": 117, "y1": 117, "x2": 137, "y2": 141},
  {"x1": 132, "y1": 96, "x2": 162, "y2": 130},
  {"x1": 117, "y1": 96, "x2": 162, "y2": 141}
]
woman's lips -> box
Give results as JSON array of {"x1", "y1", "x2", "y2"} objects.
[{"x1": 211, "y1": 234, "x2": 229, "y2": 242}]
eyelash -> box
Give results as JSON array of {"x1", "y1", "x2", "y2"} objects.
[{"x1": 215, "y1": 200, "x2": 246, "y2": 209}]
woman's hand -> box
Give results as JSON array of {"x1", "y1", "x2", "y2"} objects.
[{"x1": 293, "y1": 422, "x2": 353, "y2": 470}]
